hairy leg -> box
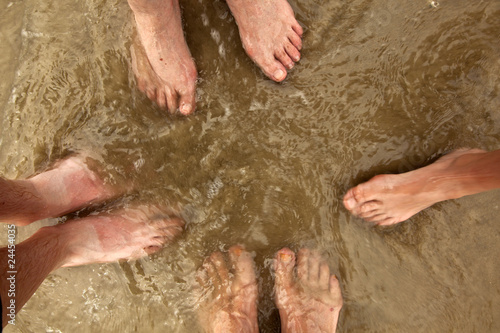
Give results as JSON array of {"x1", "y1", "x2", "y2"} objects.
[
  {"x1": 0, "y1": 155, "x2": 119, "y2": 226},
  {"x1": 0, "y1": 205, "x2": 184, "y2": 327}
]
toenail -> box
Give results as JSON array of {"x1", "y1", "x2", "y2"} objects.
[
  {"x1": 233, "y1": 247, "x2": 242, "y2": 256},
  {"x1": 280, "y1": 253, "x2": 292, "y2": 262},
  {"x1": 180, "y1": 103, "x2": 192, "y2": 115},
  {"x1": 345, "y1": 198, "x2": 356, "y2": 209},
  {"x1": 274, "y1": 69, "x2": 286, "y2": 81}
]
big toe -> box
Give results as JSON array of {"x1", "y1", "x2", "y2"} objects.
[
  {"x1": 250, "y1": 50, "x2": 288, "y2": 82},
  {"x1": 274, "y1": 247, "x2": 296, "y2": 290},
  {"x1": 329, "y1": 274, "x2": 343, "y2": 308},
  {"x1": 229, "y1": 245, "x2": 257, "y2": 288},
  {"x1": 151, "y1": 216, "x2": 185, "y2": 241},
  {"x1": 178, "y1": 69, "x2": 197, "y2": 115}
]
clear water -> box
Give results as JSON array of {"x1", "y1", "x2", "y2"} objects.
[{"x1": 1, "y1": 0, "x2": 499, "y2": 332}]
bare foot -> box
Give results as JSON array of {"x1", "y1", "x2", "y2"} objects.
[
  {"x1": 128, "y1": 0, "x2": 197, "y2": 115},
  {"x1": 196, "y1": 245, "x2": 259, "y2": 333},
  {"x1": 343, "y1": 149, "x2": 492, "y2": 225},
  {"x1": 56, "y1": 205, "x2": 184, "y2": 267},
  {"x1": 274, "y1": 248, "x2": 343, "y2": 333},
  {"x1": 3, "y1": 154, "x2": 120, "y2": 225},
  {"x1": 226, "y1": 0, "x2": 303, "y2": 82}
]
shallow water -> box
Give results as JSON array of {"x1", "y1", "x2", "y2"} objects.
[{"x1": 1, "y1": 0, "x2": 499, "y2": 331}]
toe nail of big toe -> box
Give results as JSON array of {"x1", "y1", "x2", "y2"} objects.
[
  {"x1": 345, "y1": 198, "x2": 356, "y2": 209},
  {"x1": 180, "y1": 103, "x2": 193, "y2": 115},
  {"x1": 273, "y1": 69, "x2": 286, "y2": 81}
]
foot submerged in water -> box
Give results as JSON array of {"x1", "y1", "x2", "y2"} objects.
[
  {"x1": 129, "y1": 0, "x2": 197, "y2": 115},
  {"x1": 274, "y1": 248, "x2": 343, "y2": 333},
  {"x1": 196, "y1": 245, "x2": 259, "y2": 333},
  {"x1": 58, "y1": 205, "x2": 184, "y2": 267},
  {"x1": 226, "y1": 0, "x2": 303, "y2": 82},
  {"x1": 23, "y1": 154, "x2": 120, "y2": 224}
]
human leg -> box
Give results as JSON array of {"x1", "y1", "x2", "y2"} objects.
[
  {"x1": 0, "y1": 205, "x2": 184, "y2": 328},
  {"x1": 0, "y1": 155, "x2": 119, "y2": 226},
  {"x1": 343, "y1": 148, "x2": 500, "y2": 225},
  {"x1": 128, "y1": 0, "x2": 197, "y2": 115}
]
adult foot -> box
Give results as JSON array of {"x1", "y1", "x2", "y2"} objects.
[
  {"x1": 226, "y1": 0, "x2": 303, "y2": 82},
  {"x1": 274, "y1": 248, "x2": 343, "y2": 333},
  {"x1": 196, "y1": 245, "x2": 259, "y2": 333},
  {"x1": 342, "y1": 149, "x2": 496, "y2": 225},
  {"x1": 55, "y1": 205, "x2": 184, "y2": 267},
  {"x1": 5, "y1": 154, "x2": 120, "y2": 225},
  {"x1": 128, "y1": 0, "x2": 197, "y2": 115}
]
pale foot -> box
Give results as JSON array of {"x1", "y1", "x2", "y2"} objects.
[
  {"x1": 274, "y1": 248, "x2": 343, "y2": 333},
  {"x1": 343, "y1": 149, "x2": 489, "y2": 225},
  {"x1": 55, "y1": 205, "x2": 184, "y2": 267},
  {"x1": 128, "y1": 0, "x2": 197, "y2": 115},
  {"x1": 226, "y1": 0, "x2": 303, "y2": 82},
  {"x1": 196, "y1": 245, "x2": 259, "y2": 333},
  {"x1": 19, "y1": 154, "x2": 119, "y2": 225}
]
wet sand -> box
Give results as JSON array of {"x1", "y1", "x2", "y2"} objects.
[{"x1": 1, "y1": 0, "x2": 499, "y2": 332}]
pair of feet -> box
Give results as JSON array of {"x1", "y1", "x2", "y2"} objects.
[
  {"x1": 343, "y1": 148, "x2": 500, "y2": 225},
  {"x1": 5, "y1": 154, "x2": 184, "y2": 267},
  {"x1": 128, "y1": 0, "x2": 303, "y2": 114},
  {"x1": 197, "y1": 246, "x2": 343, "y2": 333}
]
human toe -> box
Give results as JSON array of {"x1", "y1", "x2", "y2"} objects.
[
  {"x1": 274, "y1": 247, "x2": 296, "y2": 287},
  {"x1": 306, "y1": 250, "x2": 321, "y2": 287},
  {"x1": 292, "y1": 22, "x2": 304, "y2": 38},
  {"x1": 343, "y1": 189, "x2": 359, "y2": 211},
  {"x1": 229, "y1": 245, "x2": 256, "y2": 287},
  {"x1": 377, "y1": 217, "x2": 400, "y2": 226},
  {"x1": 360, "y1": 201, "x2": 381, "y2": 214},
  {"x1": 144, "y1": 245, "x2": 163, "y2": 255},
  {"x1": 319, "y1": 262, "x2": 331, "y2": 289},
  {"x1": 275, "y1": 48, "x2": 294, "y2": 70},
  {"x1": 358, "y1": 210, "x2": 380, "y2": 219},
  {"x1": 165, "y1": 89, "x2": 179, "y2": 114},
  {"x1": 285, "y1": 42, "x2": 301, "y2": 63},
  {"x1": 329, "y1": 275, "x2": 343, "y2": 307},
  {"x1": 178, "y1": 90, "x2": 195, "y2": 115},
  {"x1": 297, "y1": 248, "x2": 310, "y2": 282},
  {"x1": 365, "y1": 213, "x2": 388, "y2": 223},
  {"x1": 210, "y1": 252, "x2": 230, "y2": 282},
  {"x1": 288, "y1": 31, "x2": 302, "y2": 51}
]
